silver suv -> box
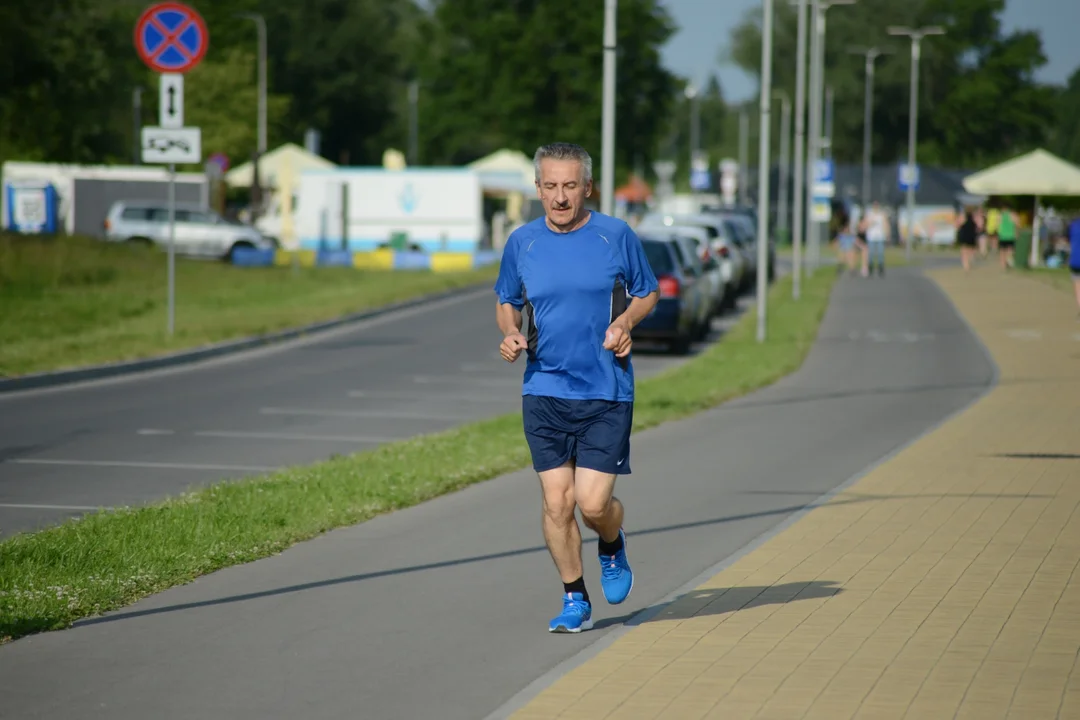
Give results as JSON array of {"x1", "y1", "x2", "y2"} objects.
[{"x1": 103, "y1": 200, "x2": 273, "y2": 261}]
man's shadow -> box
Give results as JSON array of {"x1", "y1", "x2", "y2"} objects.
[{"x1": 592, "y1": 580, "x2": 843, "y2": 630}]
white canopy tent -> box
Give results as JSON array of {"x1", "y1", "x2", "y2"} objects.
[
  {"x1": 225, "y1": 143, "x2": 336, "y2": 190},
  {"x1": 963, "y1": 149, "x2": 1080, "y2": 265}
]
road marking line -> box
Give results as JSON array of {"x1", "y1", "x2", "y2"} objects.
[
  {"x1": 259, "y1": 407, "x2": 467, "y2": 421},
  {"x1": 194, "y1": 430, "x2": 396, "y2": 443},
  {"x1": 136, "y1": 428, "x2": 175, "y2": 435},
  {"x1": 6, "y1": 459, "x2": 275, "y2": 472},
  {"x1": 347, "y1": 390, "x2": 511, "y2": 403},
  {"x1": 0, "y1": 503, "x2": 101, "y2": 511}
]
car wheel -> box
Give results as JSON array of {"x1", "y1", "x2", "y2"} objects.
[
  {"x1": 669, "y1": 334, "x2": 692, "y2": 355},
  {"x1": 694, "y1": 318, "x2": 710, "y2": 341},
  {"x1": 126, "y1": 236, "x2": 153, "y2": 249}
]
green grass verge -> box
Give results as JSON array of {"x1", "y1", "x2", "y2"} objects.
[
  {"x1": 0, "y1": 233, "x2": 498, "y2": 377},
  {"x1": 0, "y1": 269, "x2": 837, "y2": 643},
  {"x1": 1017, "y1": 265, "x2": 1076, "y2": 295},
  {"x1": 777, "y1": 244, "x2": 961, "y2": 268}
]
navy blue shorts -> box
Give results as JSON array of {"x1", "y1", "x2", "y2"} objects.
[{"x1": 522, "y1": 395, "x2": 634, "y2": 475}]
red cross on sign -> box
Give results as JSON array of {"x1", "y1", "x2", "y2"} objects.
[{"x1": 134, "y1": 2, "x2": 209, "y2": 74}]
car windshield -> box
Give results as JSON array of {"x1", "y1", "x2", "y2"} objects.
[{"x1": 641, "y1": 239, "x2": 675, "y2": 274}]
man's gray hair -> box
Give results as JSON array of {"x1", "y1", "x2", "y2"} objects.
[{"x1": 534, "y1": 142, "x2": 593, "y2": 184}]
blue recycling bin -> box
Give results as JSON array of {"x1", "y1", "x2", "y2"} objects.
[{"x1": 4, "y1": 181, "x2": 59, "y2": 234}]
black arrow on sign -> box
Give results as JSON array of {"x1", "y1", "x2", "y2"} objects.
[{"x1": 167, "y1": 85, "x2": 177, "y2": 117}]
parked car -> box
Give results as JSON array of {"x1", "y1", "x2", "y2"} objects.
[
  {"x1": 103, "y1": 200, "x2": 274, "y2": 261},
  {"x1": 637, "y1": 212, "x2": 747, "y2": 301},
  {"x1": 633, "y1": 236, "x2": 711, "y2": 355},
  {"x1": 709, "y1": 208, "x2": 776, "y2": 284},
  {"x1": 644, "y1": 225, "x2": 729, "y2": 320}
]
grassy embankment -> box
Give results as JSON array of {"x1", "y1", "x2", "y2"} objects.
[
  {"x1": 0, "y1": 233, "x2": 498, "y2": 377},
  {"x1": 0, "y1": 240, "x2": 837, "y2": 643}
]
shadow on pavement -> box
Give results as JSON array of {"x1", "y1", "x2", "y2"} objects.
[
  {"x1": 71, "y1": 486, "x2": 1045, "y2": 630},
  {"x1": 593, "y1": 581, "x2": 844, "y2": 630}
]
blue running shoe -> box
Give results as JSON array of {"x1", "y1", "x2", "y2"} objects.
[
  {"x1": 548, "y1": 592, "x2": 593, "y2": 633},
  {"x1": 599, "y1": 529, "x2": 634, "y2": 604}
]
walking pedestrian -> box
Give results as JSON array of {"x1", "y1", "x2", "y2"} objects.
[
  {"x1": 956, "y1": 207, "x2": 979, "y2": 272},
  {"x1": 997, "y1": 207, "x2": 1019, "y2": 270},
  {"x1": 985, "y1": 204, "x2": 1001, "y2": 257},
  {"x1": 838, "y1": 217, "x2": 858, "y2": 274},
  {"x1": 494, "y1": 142, "x2": 660, "y2": 633},
  {"x1": 862, "y1": 201, "x2": 890, "y2": 277}
]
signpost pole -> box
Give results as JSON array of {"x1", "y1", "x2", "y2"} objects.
[
  {"x1": 167, "y1": 163, "x2": 176, "y2": 336},
  {"x1": 135, "y1": 1, "x2": 208, "y2": 338}
]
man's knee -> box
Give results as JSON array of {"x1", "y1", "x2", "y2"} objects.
[
  {"x1": 577, "y1": 495, "x2": 612, "y2": 525},
  {"x1": 575, "y1": 468, "x2": 618, "y2": 524},
  {"x1": 540, "y1": 465, "x2": 576, "y2": 526}
]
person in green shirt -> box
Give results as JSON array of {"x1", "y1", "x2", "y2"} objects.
[{"x1": 997, "y1": 207, "x2": 1019, "y2": 270}]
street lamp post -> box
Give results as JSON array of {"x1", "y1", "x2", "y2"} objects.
[
  {"x1": 238, "y1": 12, "x2": 268, "y2": 218},
  {"x1": 600, "y1": 0, "x2": 617, "y2": 216},
  {"x1": 888, "y1": 25, "x2": 945, "y2": 263},
  {"x1": 756, "y1": 0, "x2": 774, "y2": 343},
  {"x1": 408, "y1": 80, "x2": 420, "y2": 166},
  {"x1": 791, "y1": 0, "x2": 808, "y2": 299},
  {"x1": 848, "y1": 47, "x2": 891, "y2": 209},
  {"x1": 132, "y1": 86, "x2": 144, "y2": 165},
  {"x1": 686, "y1": 83, "x2": 700, "y2": 187},
  {"x1": 738, "y1": 107, "x2": 749, "y2": 206},
  {"x1": 773, "y1": 91, "x2": 791, "y2": 245},
  {"x1": 805, "y1": 0, "x2": 856, "y2": 272}
]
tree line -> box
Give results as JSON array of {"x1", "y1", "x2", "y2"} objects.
[
  {"x1": 0, "y1": 0, "x2": 1075, "y2": 190},
  {"x1": 724, "y1": 0, "x2": 1080, "y2": 173}
]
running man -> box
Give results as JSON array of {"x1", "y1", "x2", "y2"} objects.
[{"x1": 494, "y1": 142, "x2": 660, "y2": 633}]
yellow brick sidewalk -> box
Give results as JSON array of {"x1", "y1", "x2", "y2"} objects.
[{"x1": 513, "y1": 267, "x2": 1080, "y2": 720}]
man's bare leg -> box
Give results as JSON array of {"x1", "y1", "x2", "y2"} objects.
[
  {"x1": 538, "y1": 462, "x2": 582, "y2": 583},
  {"x1": 574, "y1": 467, "x2": 621, "y2": 543},
  {"x1": 575, "y1": 466, "x2": 634, "y2": 605}
]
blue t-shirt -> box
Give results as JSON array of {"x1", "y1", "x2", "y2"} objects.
[{"x1": 494, "y1": 212, "x2": 659, "y2": 402}]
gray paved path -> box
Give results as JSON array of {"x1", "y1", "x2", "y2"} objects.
[
  {"x1": 0, "y1": 266, "x2": 994, "y2": 720},
  {"x1": 0, "y1": 285, "x2": 741, "y2": 539}
]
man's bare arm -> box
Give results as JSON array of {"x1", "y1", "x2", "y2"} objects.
[
  {"x1": 614, "y1": 291, "x2": 659, "y2": 332},
  {"x1": 496, "y1": 301, "x2": 523, "y2": 337}
]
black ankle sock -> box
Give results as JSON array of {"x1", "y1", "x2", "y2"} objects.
[
  {"x1": 563, "y1": 577, "x2": 589, "y2": 604},
  {"x1": 598, "y1": 532, "x2": 624, "y2": 556}
]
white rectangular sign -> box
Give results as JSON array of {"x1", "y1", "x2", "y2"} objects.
[
  {"x1": 141, "y1": 126, "x2": 201, "y2": 164},
  {"x1": 159, "y1": 73, "x2": 184, "y2": 129}
]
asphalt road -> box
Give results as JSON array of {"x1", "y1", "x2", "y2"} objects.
[
  {"x1": 0, "y1": 266, "x2": 996, "y2": 720},
  {"x1": 0, "y1": 283, "x2": 749, "y2": 539}
]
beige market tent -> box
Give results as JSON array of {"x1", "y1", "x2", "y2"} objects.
[
  {"x1": 962, "y1": 148, "x2": 1080, "y2": 196},
  {"x1": 467, "y1": 149, "x2": 535, "y2": 194},
  {"x1": 467, "y1": 148, "x2": 536, "y2": 225},
  {"x1": 962, "y1": 149, "x2": 1080, "y2": 265},
  {"x1": 225, "y1": 142, "x2": 336, "y2": 189}
]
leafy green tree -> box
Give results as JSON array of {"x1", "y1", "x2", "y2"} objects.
[
  {"x1": 415, "y1": 0, "x2": 678, "y2": 184},
  {"x1": 1049, "y1": 67, "x2": 1080, "y2": 165},
  {"x1": 0, "y1": 0, "x2": 144, "y2": 164}
]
